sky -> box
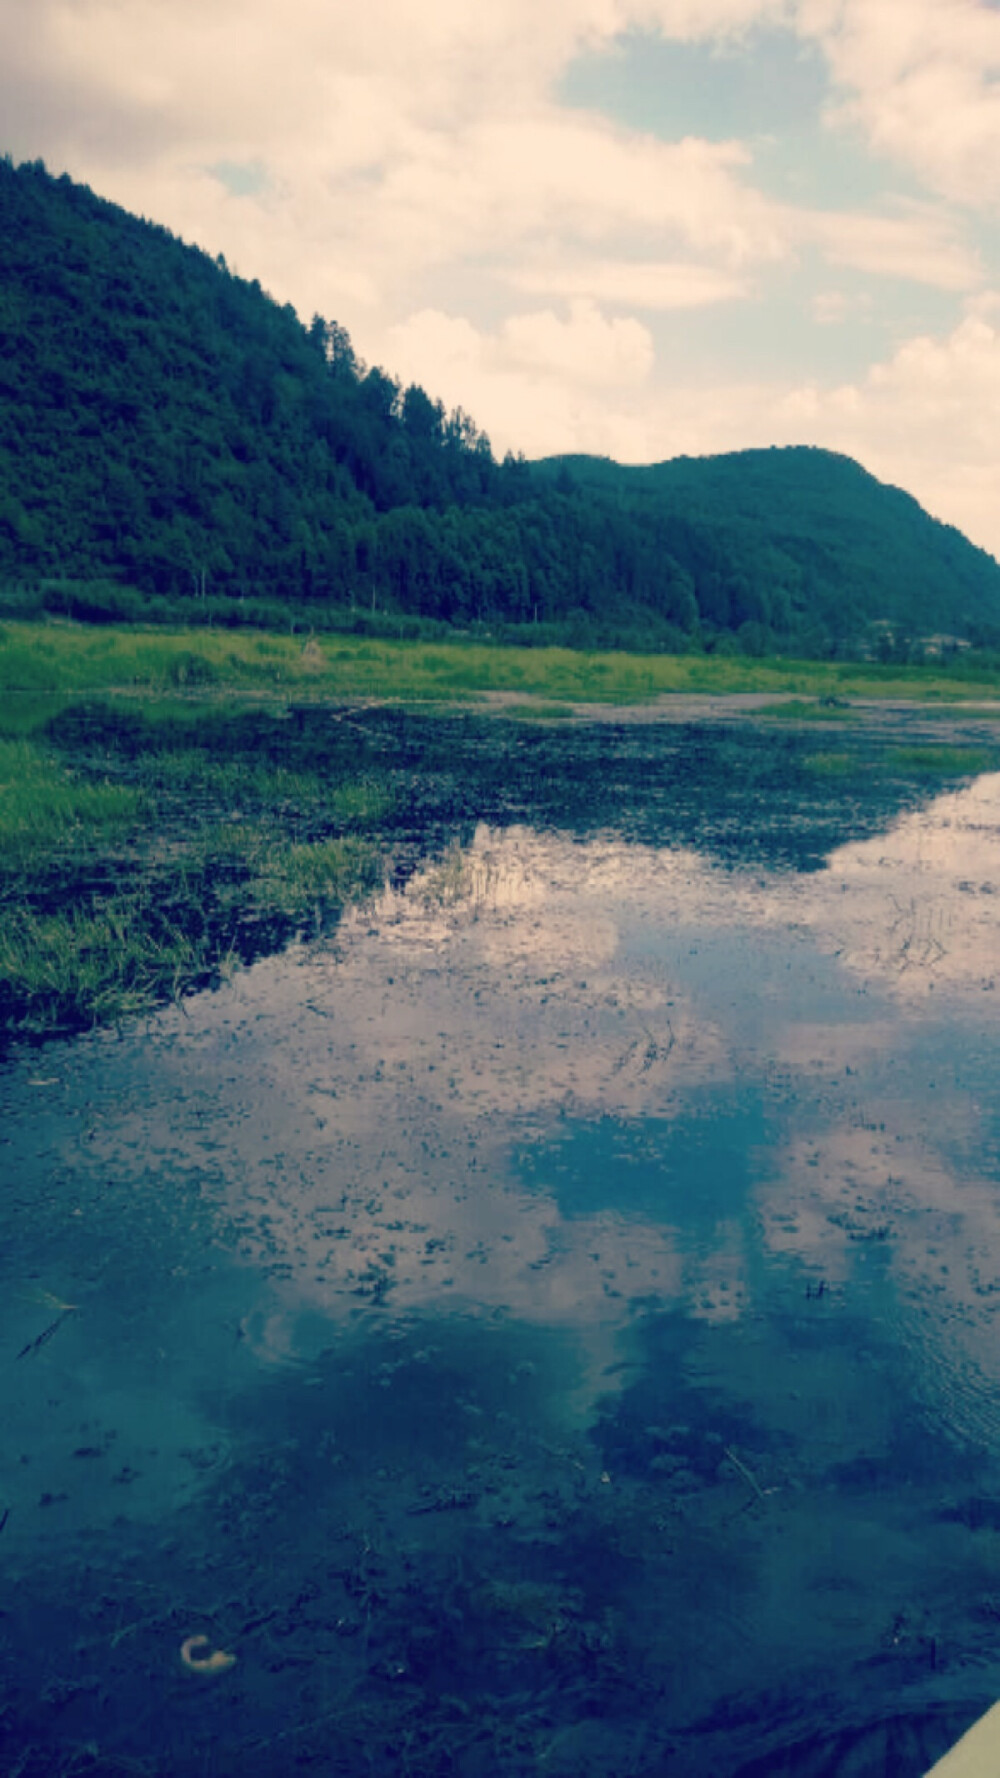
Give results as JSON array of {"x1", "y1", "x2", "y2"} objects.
[{"x1": 2, "y1": 0, "x2": 1000, "y2": 556}]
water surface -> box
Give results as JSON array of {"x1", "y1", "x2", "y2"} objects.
[{"x1": 3, "y1": 717, "x2": 1000, "y2": 1775}]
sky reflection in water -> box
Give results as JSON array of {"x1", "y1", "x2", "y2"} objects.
[{"x1": 3, "y1": 749, "x2": 1000, "y2": 1774}]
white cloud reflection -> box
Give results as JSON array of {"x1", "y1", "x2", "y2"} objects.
[
  {"x1": 803, "y1": 770, "x2": 1000, "y2": 995},
  {"x1": 356, "y1": 772, "x2": 1000, "y2": 1004},
  {"x1": 28, "y1": 762, "x2": 998, "y2": 1426}
]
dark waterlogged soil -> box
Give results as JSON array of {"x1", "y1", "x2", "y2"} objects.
[{"x1": 4, "y1": 704, "x2": 1000, "y2": 1774}]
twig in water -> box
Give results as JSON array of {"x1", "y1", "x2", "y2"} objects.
[
  {"x1": 723, "y1": 1445, "x2": 775, "y2": 1505},
  {"x1": 17, "y1": 1307, "x2": 75, "y2": 1360}
]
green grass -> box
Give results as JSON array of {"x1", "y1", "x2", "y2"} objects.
[
  {"x1": 253, "y1": 836, "x2": 383, "y2": 913},
  {"x1": 884, "y1": 744, "x2": 997, "y2": 776},
  {"x1": 0, "y1": 723, "x2": 389, "y2": 1044},
  {"x1": 1, "y1": 619, "x2": 999, "y2": 726},
  {"x1": 0, "y1": 900, "x2": 208, "y2": 1035},
  {"x1": 802, "y1": 741, "x2": 999, "y2": 780},
  {"x1": 0, "y1": 739, "x2": 143, "y2": 870}
]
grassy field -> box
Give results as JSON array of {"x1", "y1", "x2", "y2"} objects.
[{"x1": 2, "y1": 618, "x2": 1000, "y2": 720}]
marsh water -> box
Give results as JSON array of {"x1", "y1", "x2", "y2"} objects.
[{"x1": 5, "y1": 708, "x2": 1000, "y2": 1775}]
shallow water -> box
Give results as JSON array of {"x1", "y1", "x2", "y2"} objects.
[{"x1": 4, "y1": 718, "x2": 1000, "y2": 1775}]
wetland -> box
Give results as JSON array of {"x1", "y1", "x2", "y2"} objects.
[{"x1": 5, "y1": 681, "x2": 1000, "y2": 1775}]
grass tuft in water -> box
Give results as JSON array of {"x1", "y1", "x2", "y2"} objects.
[
  {"x1": 0, "y1": 722, "x2": 389, "y2": 1045},
  {"x1": 0, "y1": 900, "x2": 203, "y2": 1034}
]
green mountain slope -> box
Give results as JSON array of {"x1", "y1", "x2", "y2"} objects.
[
  {"x1": 0, "y1": 156, "x2": 501, "y2": 608},
  {"x1": 2, "y1": 154, "x2": 999, "y2": 654},
  {"x1": 542, "y1": 450, "x2": 998, "y2": 645}
]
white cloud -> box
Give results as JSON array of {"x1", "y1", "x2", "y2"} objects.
[
  {"x1": 502, "y1": 300, "x2": 655, "y2": 385},
  {"x1": 0, "y1": 1, "x2": 802, "y2": 345},
  {"x1": 798, "y1": 204, "x2": 982, "y2": 291},
  {"x1": 509, "y1": 259, "x2": 750, "y2": 309},
  {"x1": 6, "y1": 0, "x2": 978, "y2": 321},
  {"x1": 357, "y1": 116, "x2": 787, "y2": 290},
  {"x1": 794, "y1": 0, "x2": 1000, "y2": 207},
  {"x1": 1, "y1": 0, "x2": 987, "y2": 337},
  {"x1": 619, "y1": 0, "x2": 790, "y2": 37},
  {"x1": 386, "y1": 305, "x2": 657, "y2": 459},
  {"x1": 812, "y1": 289, "x2": 871, "y2": 325}
]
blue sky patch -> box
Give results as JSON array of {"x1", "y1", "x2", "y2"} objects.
[{"x1": 207, "y1": 160, "x2": 268, "y2": 199}]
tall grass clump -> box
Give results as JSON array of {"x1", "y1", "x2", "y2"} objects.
[{"x1": 0, "y1": 902, "x2": 203, "y2": 1035}]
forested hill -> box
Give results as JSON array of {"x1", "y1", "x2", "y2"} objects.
[
  {"x1": 537, "y1": 451, "x2": 1000, "y2": 648},
  {"x1": 3, "y1": 153, "x2": 1000, "y2": 655}
]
